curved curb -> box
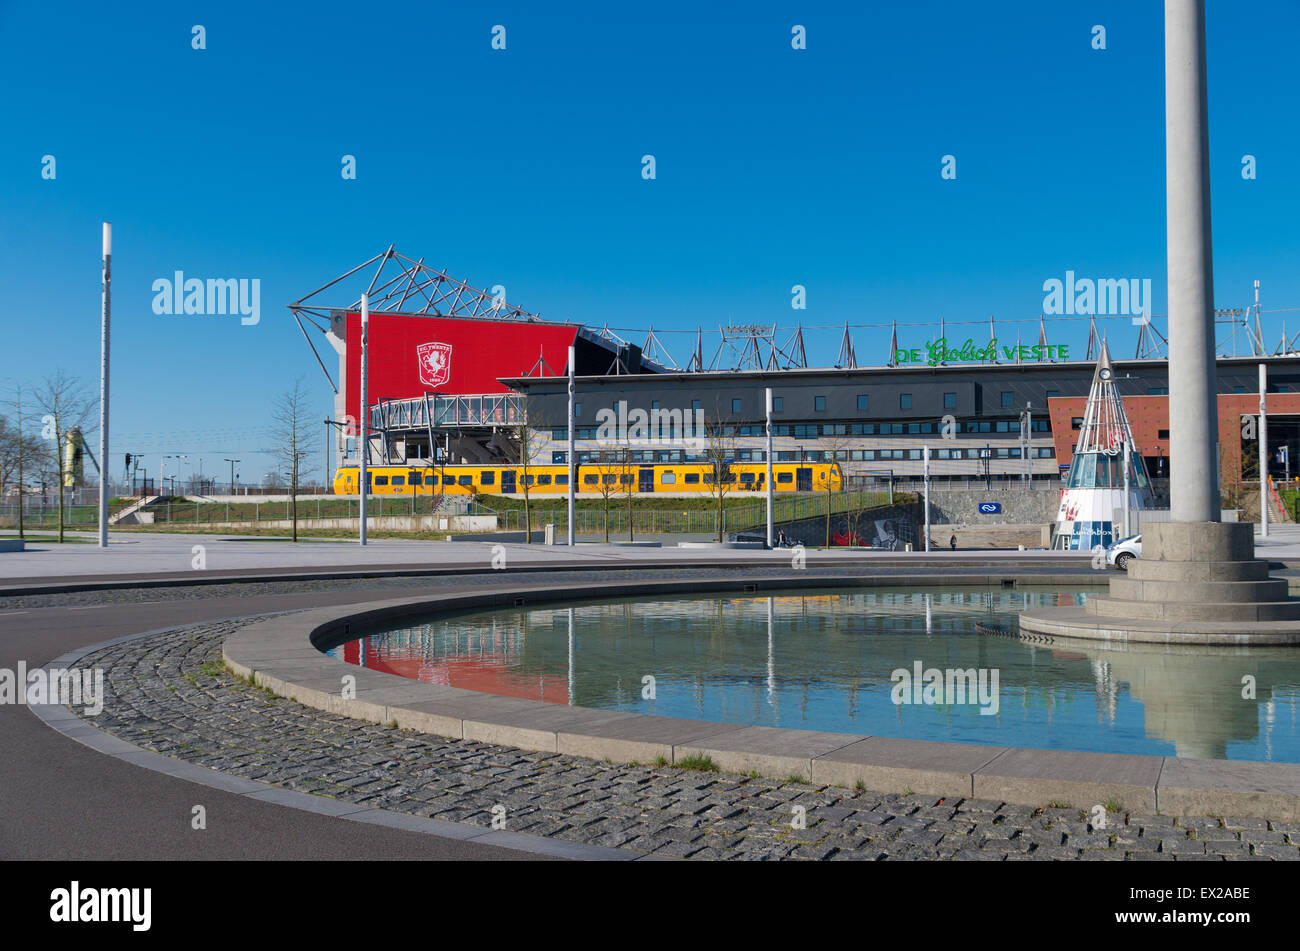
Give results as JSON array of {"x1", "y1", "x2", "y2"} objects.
[
  {"x1": 27, "y1": 616, "x2": 648, "y2": 862},
  {"x1": 1019, "y1": 606, "x2": 1300, "y2": 645},
  {"x1": 223, "y1": 572, "x2": 1300, "y2": 823}
]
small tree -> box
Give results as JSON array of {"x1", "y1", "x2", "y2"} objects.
[
  {"x1": 268, "y1": 379, "x2": 313, "y2": 542},
  {"x1": 621, "y1": 446, "x2": 638, "y2": 542},
  {"x1": 702, "y1": 408, "x2": 738, "y2": 542},
  {"x1": 512, "y1": 419, "x2": 537, "y2": 543},
  {"x1": 591, "y1": 450, "x2": 621, "y2": 542},
  {"x1": 30, "y1": 371, "x2": 97, "y2": 542}
]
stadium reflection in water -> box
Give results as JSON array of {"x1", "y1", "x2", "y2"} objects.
[{"x1": 328, "y1": 587, "x2": 1300, "y2": 763}]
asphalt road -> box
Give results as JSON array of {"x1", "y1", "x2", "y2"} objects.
[{"x1": 0, "y1": 586, "x2": 560, "y2": 860}]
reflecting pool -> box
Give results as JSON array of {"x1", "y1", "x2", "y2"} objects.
[{"x1": 326, "y1": 586, "x2": 1300, "y2": 762}]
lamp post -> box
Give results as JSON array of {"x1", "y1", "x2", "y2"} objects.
[{"x1": 224, "y1": 458, "x2": 240, "y2": 494}]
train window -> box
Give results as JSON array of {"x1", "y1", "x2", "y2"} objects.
[
  {"x1": 660, "y1": 471, "x2": 676, "y2": 484},
  {"x1": 458, "y1": 476, "x2": 473, "y2": 486},
  {"x1": 442, "y1": 475, "x2": 455, "y2": 485},
  {"x1": 556, "y1": 475, "x2": 569, "y2": 485},
  {"x1": 777, "y1": 472, "x2": 793, "y2": 483},
  {"x1": 703, "y1": 474, "x2": 714, "y2": 484},
  {"x1": 739, "y1": 472, "x2": 755, "y2": 482},
  {"x1": 584, "y1": 474, "x2": 599, "y2": 485},
  {"x1": 603, "y1": 475, "x2": 616, "y2": 485},
  {"x1": 537, "y1": 475, "x2": 552, "y2": 485},
  {"x1": 683, "y1": 473, "x2": 698, "y2": 484},
  {"x1": 392, "y1": 476, "x2": 406, "y2": 486},
  {"x1": 522, "y1": 475, "x2": 535, "y2": 485},
  {"x1": 424, "y1": 475, "x2": 438, "y2": 485},
  {"x1": 480, "y1": 471, "x2": 495, "y2": 485},
  {"x1": 374, "y1": 476, "x2": 389, "y2": 486}
]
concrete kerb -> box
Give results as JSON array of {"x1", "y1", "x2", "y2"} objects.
[
  {"x1": 25, "y1": 615, "x2": 643, "y2": 861},
  {"x1": 222, "y1": 572, "x2": 1300, "y2": 822}
]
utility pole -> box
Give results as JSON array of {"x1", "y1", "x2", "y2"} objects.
[
  {"x1": 98, "y1": 222, "x2": 111, "y2": 548},
  {"x1": 567, "y1": 345, "x2": 575, "y2": 547},
  {"x1": 923, "y1": 445, "x2": 931, "y2": 552},
  {"x1": 359, "y1": 294, "x2": 370, "y2": 546},
  {"x1": 765, "y1": 387, "x2": 774, "y2": 549},
  {"x1": 1260, "y1": 362, "x2": 1269, "y2": 536},
  {"x1": 225, "y1": 458, "x2": 240, "y2": 493}
]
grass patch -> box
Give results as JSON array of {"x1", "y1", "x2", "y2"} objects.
[
  {"x1": 675, "y1": 754, "x2": 719, "y2": 772},
  {"x1": 1045, "y1": 800, "x2": 1072, "y2": 810}
]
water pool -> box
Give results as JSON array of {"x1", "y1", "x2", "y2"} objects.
[{"x1": 326, "y1": 586, "x2": 1300, "y2": 762}]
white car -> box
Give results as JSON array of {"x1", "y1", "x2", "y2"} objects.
[{"x1": 1107, "y1": 534, "x2": 1142, "y2": 571}]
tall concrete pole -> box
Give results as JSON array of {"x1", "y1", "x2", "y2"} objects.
[
  {"x1": 98, "y1": 222, "x2": 111, "y2": 548},
  {"x1": 923, "y1": 445, "x2": 931, "y2": 552},
  {"x1": 765, "y1": 387, "x2": 774, "y2": 548},
  {"x1": 1165, "y1": 0, "x2": 1220, "y2": 523},
  {"x1": 359, "y1": 294, "x2": 369, "y2": 546},
  {"x1": 1260, "y1": 362, "x2": 1269, "y2": 536},
  {"x1": 567, "y1": 345, "x2": 575, "y2": 547}
]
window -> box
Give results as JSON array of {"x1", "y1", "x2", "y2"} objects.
[
  {"x1": 685, "y1": 473, "x2": 700, "y2": 484},
  {"x1": 815, "y1": 396, "x2": 826, "y2": 411},
  {"x1": 1158, "y1": 429, "x2": 1170, "y2": 439},
  {"x1": 442, "y1": 475, "x2": 455, "y2": 485},
  {"x1": 732, "y1": 398, "x2": 742, "y2": 414},
  {"x1": 458, "y1": 475, "x2": 473, "y2": 486},
  {"x1": 773, "y1": 397, "x2": 783, "y2": 412},
  {"x1": 740, "y1": 472, "x2": 755, "y2": 482},
  {"x1": 1233, "y1": 385, "x2": 1246, "y2": 394},
  {"x1": 1001, "y1": 391, "x2": 1014, "y2": 408},
  {"x1": 374, "y1": 476, "x2": 389, "y2": 486},
  {"x1": 480, "y1": 471, "x2": 495, "y2": 485},
  {"x1": 944, "y1": 392, "x2": 956, "y2": 408},
  {"x1": 691, "y1": 399, "x2": 701, "y2": 412},
  {"x1": 661, "y1": 471, "x2": 676, "y2": 484},
  {"x1": 651, "y1": 400, "x2": 660, "y2": 411},
  {"x1": 583, "y1": 474, "x2": 598, "y2": 485},
  {"x1": 391, "y1": 476, "x2": 406, "y2": 486},
  {"x1": 551, "y1": 451, "x2": 567, "y2": 464},
  {"x1": 777, "y1": 472, "x2": 793, "y2": 483},
  {"x1": 1148, "y1": 387, "x2": 1169, "y2": 396},
  {"x1": 1046, "y1": 390, "x2": 1060, "y2": 399},
  {"x1": 424, "y1": 474, "x2": 438, "y2": 485},
  {"x1": 855, "y1": 394, "x2": 869, "y2": 411},
  {"x1": 900, "y1": 393, "x2": 912, "y2": 409},
  {"x1": 537, "y1": 474, "x2": 552, "y2": 486},
  {"x1": 1071, "y1": 418, "x2": 1083, "y2": 430},
  {"x1": 575, "y1": 402, "x2": 581, "y2": 416},
  {"x1": 602, "y1": 474, "x2": 616, "y2": 485}
]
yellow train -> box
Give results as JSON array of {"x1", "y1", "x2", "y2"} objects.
[{"x1": 333, "y1": 462, "x2": 842, "y2": 496}]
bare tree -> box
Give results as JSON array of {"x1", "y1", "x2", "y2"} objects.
[
  {"x1": 511, "y1": 419, "x2": 538, "y2": 543},
  {"x1": 620, "y1": 445, "x2": 638, "y2": 542},
  {"x1": 30, "y1": 372, "x2": 97, "y2": 542},
  {"x1": 591, "y1": 450, "x2": 622, "y2": 542},
  {"x1": 702, "y1": 407, "x2": 738, "y2": 543},
  {"x1": 268, "y1": 379, "x2": 313, "y2": 542}
]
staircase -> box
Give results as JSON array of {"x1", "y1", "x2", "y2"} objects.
[{"x1": 108, "y1": 495, "x2": 159, "y2": 525}]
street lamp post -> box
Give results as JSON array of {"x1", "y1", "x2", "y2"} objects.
[{"x1": 225, "y1": 458, "x2": 241, "y2": 494}]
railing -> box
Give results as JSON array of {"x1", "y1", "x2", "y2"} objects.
[{"x1": 371, "y1": 393, "x2": 525, "y2": 431}]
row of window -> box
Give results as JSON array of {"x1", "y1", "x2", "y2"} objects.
[
  {"x1": 370, "y1": 472, "x2": 571, "y2": 487},
  {"x1": 548, "y1": 419, "x2": 1051, "y2": 441},
  {"x1": 550, "y1": 446, "x2": 1057, "y2": 465},
  {"x1": 590, "y1": 391, "x2": 1053, "y2": 416}
]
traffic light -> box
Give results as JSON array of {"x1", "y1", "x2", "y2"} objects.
[{"x1": 125, "y1": 453, "x2": 133, "y2": 469}]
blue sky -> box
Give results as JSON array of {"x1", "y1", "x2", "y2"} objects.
[{"x1": 2, "y1": 0, "x2": 1298, "y2": 485}]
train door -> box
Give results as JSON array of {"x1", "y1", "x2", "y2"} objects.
[
  {"x1": 501, "y1": 469, "x2": 517, "y2": 494},
  {"x1": 638, "y1": 468, "x2": 655, "y2": 494},
  {"x1": 796, "y1": 467, "x2": 813, "y2": 492}
]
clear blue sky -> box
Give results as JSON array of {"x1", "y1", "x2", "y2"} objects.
[{"x1": 2, "y1": 0, "x2": 1298, "y2": 485}]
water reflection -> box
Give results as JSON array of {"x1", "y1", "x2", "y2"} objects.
[{"x1": 327, "y1": 587, "x2": 1300, "y2": 763}]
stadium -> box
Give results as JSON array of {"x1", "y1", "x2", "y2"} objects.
[{"x1": 292, "y1": 248, "x2": 1300, "y2": 498}]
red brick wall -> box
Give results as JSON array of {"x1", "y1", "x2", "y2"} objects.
[{"x1": 1048, "y1": 393, "x2": 1300, "y2": 487}]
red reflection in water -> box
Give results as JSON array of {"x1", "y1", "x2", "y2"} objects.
[{"x1": 340, "y1": 638, "x2": 569, "y2": 704}]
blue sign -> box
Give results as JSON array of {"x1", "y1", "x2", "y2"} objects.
[{"x1": 978, "y1": 502, "x2": 1001, "y2": 514}]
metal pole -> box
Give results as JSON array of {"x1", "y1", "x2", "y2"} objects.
[
  {"x1": 98, "y1": 222, "x2": 111, "y2": 548},
  {"x1": 1165, "y1": 0, "x2": 1220, "y2": 523},
  {"x1": 1260, "y1": 362, "x2": 1268, "y2": 536},
  {"x1": 923, "y1": 445, "x2": 931, "y2": 552},
  {"x1": 324, "y1": 418, "x2": 331, "y2": 492},
  {"x1": 567, "y1": 345, "x2": 575, "y2": 547},
  {"x1": 1024, "y1": 404, "x2": 1032, "y2": 482},
  {"x1": 765, "y1": 387, "x2": 774, "y2": 548},
  {"x1": 359, "y1": 294, "x2": 369, "y2": 545},
  {"x1": 1123, "y1": 440, "x2": 1132, "y2": 538}
]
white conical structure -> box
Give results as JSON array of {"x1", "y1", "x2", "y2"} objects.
[{"x1": 1052, "y1": 341, "x2": 1155, "y2": 549}]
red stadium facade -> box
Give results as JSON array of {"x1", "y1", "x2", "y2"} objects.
[{"x1": 340, "y1": 312, "x2": 580, "y2": 432}]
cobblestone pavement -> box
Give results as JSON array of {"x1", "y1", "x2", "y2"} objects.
[
  {"x1": 0, "y1": 564, "x2": 1101, "y2": 610},
  {"x1": 66, "y1": 619, "x2": 1300, "y2": 861}
]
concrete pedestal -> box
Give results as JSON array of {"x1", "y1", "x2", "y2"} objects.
[{"x1": 1019, "y1": 522, "x2": 1300, "y2": 644}]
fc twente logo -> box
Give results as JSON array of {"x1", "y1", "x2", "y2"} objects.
[{"x1": 416, "y1": 341, "x2": 452, "y2": 387}]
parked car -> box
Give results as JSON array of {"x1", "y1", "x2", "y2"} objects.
[{"x1": 1107, "y1": 534, "x2": 1142, "y2": 571}]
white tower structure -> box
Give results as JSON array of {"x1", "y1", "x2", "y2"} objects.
[{"x1": 1052, "y1": 341, "x2": 1154, "y2": 549}]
